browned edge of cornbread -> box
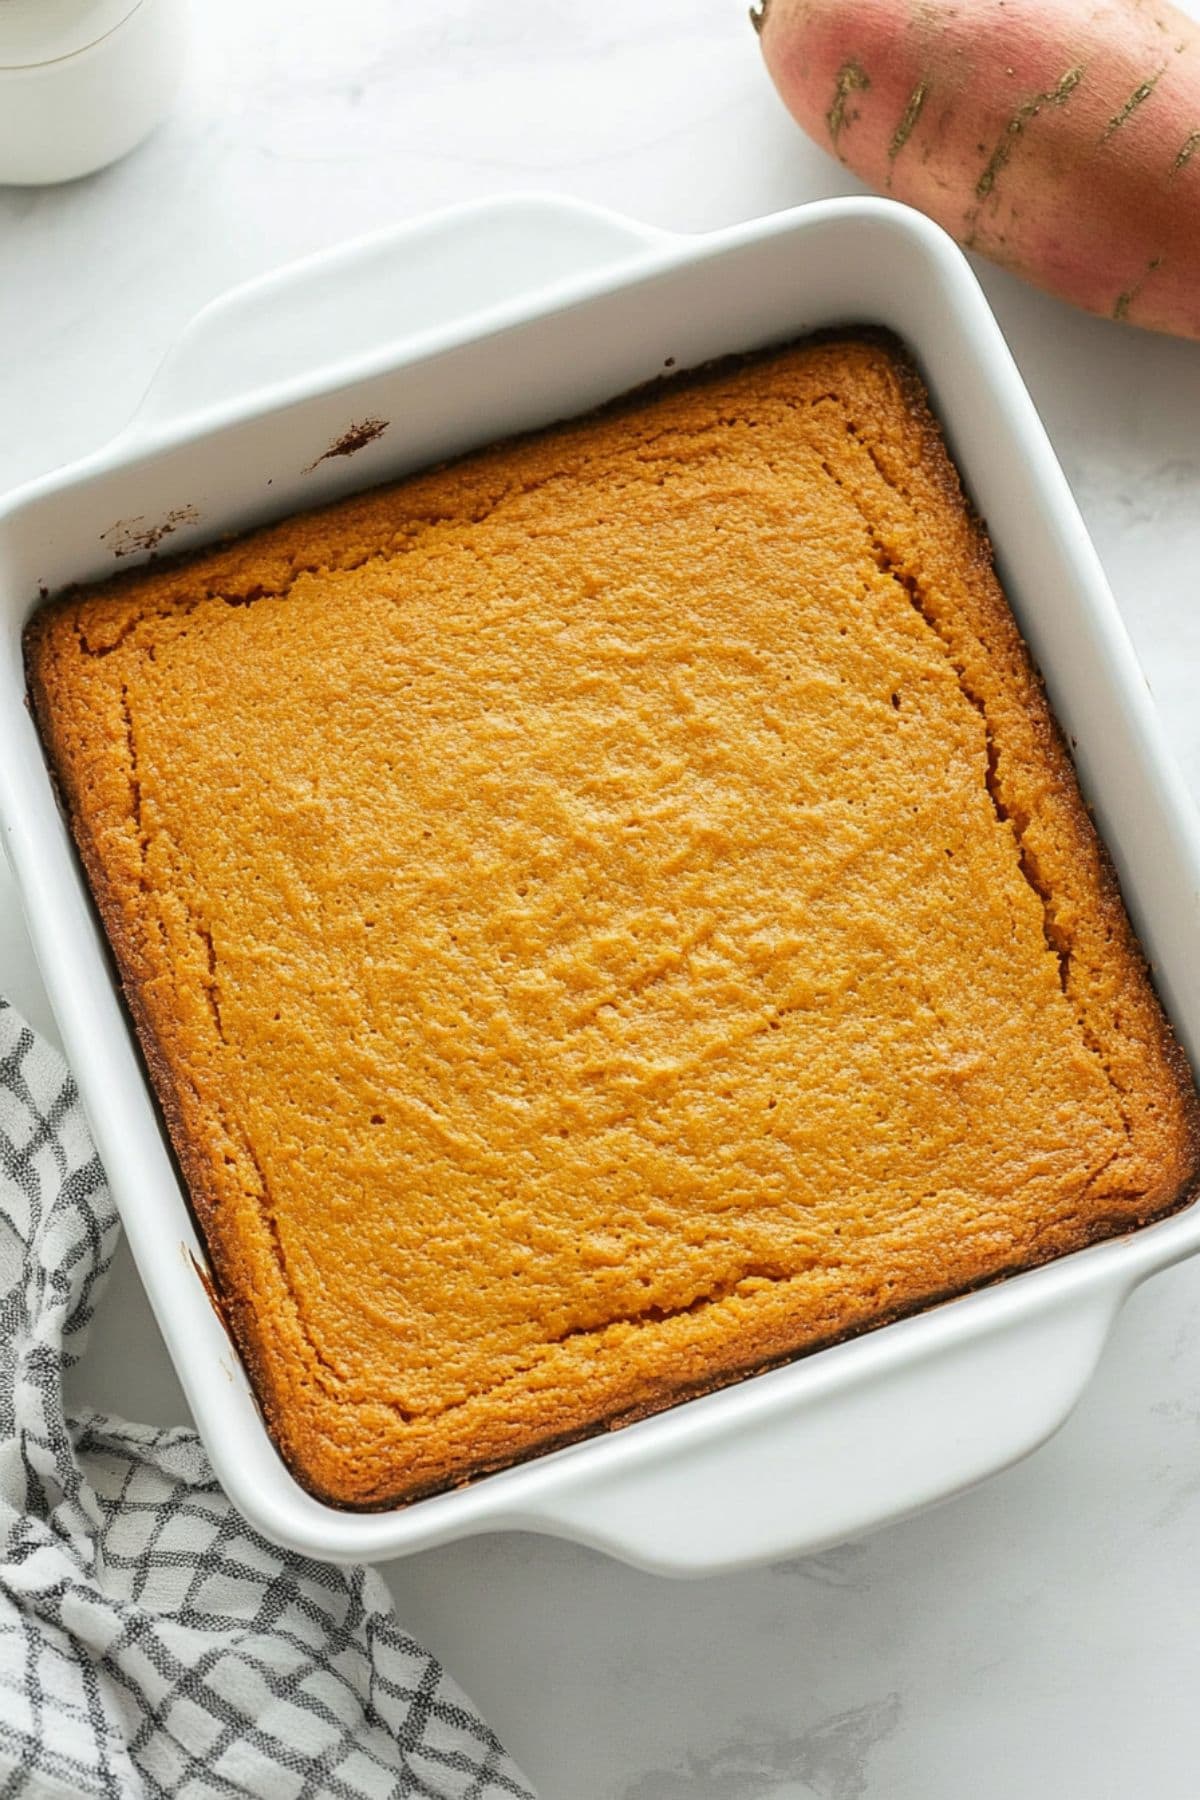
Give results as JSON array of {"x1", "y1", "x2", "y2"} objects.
[{"x1": 24, "y1": 332, "x2": 1200, "y2": 1510}]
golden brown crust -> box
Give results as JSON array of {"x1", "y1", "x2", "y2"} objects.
[{"x1": 25, "y1": 336, "x2": 1200, "y2": 1509}]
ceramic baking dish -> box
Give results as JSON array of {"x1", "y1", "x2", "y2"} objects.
[{"x1": 4, "y1": 194, "x2": 1200, "y2": 1576}]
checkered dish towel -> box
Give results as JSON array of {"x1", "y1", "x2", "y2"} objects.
[{"x1": 0, "y1": 1000, "x2": 535, "y2": 1800}]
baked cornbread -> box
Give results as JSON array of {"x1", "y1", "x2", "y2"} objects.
[{"x1": 26, "y1": 337, "x2": 1200, "y2": 1508}]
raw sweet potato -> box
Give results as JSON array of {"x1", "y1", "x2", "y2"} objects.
[{"x1": 754, "y1": 0, "x2": 1200, "y2": 337}]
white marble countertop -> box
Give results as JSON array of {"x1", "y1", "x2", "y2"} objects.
[{"x1": 5, "y1": 2, "x2": 1200, "y2": 1794}]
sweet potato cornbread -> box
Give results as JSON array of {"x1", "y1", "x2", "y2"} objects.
[{"x1": 27, "y1": 338, "x2": 1200, "y2": 1508}]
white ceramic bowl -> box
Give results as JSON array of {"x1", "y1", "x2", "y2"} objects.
[
  {"x1": 0, "y1": 0, "x2": 185, "y2": 187},
  {"x1": 3, "y1": 194, "x2": 1200, "y2": 1575}
]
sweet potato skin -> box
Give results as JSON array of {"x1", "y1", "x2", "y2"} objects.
[{"x1": 756, "y1": 0, "x2": 1200, "y2": 338}]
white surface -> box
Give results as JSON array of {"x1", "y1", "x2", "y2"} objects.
[
  {"x1": 4, "y1": 0, "x2": 1200, "y2": 1792},
  {"x1": 14, "y1": 194, "x2": 1198, "y2": 1578}
]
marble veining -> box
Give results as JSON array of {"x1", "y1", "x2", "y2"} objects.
[{"x1": 621, "y1": 1700, "x2": 902, "y2": 1800}]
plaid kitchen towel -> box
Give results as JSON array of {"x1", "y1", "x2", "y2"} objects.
[{"x1": 0, "y1": 999, "x2": 535, "y2": 1800}]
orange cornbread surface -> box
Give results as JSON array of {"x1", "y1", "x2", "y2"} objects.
[{"x1": 27, "y1": 337, "x2": 1200, "y2": 1508}]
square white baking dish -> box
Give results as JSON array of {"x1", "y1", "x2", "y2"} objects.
[{"x1": 4, "y1": 194, "x2": 1200, "y2": 1576}]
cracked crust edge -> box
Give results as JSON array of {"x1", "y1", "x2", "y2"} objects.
[{"x1": 22, "y1": 335, "x2": 1200, "y2": 1509}]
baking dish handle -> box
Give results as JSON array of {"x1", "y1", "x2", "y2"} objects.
[
  {"x1": 513, "y1": 1278, "x2": 1128, "y2": 1576},
  {"x1": 126, "y1": 195, "x2": 675, "y2": 440}
]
